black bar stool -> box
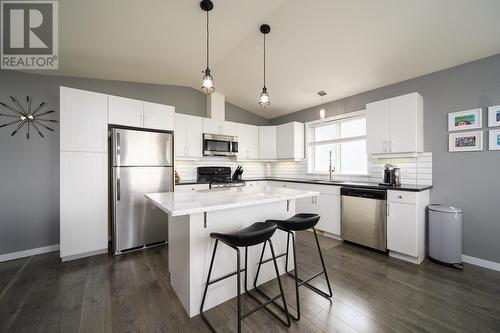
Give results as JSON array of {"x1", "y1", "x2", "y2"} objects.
[
  {"x1": 200, "y1": 222, "x2": 291, "y2": 333},
  {"x1": 253, "y1": 213, "x2": 333, "y2": 321}
]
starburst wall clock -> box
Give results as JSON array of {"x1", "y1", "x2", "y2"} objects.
[{"x1": 0, "y1": 96, "x2": 58, "y2": 139}]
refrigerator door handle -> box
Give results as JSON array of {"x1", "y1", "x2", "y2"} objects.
[
  {"x1": 116, "y1": 172, "x2": 121, "y2": 201},
  {"x1": 116, "y1": 131, "x2": 121, "y2": 166}
]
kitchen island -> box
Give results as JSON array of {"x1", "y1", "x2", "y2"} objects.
[{"x1": 146, "y1": 185, "x2": 318, "y2": 317}]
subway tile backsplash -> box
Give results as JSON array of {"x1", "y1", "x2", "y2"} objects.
[
  {"x1": 269, "y1": 152, "x2": 432, "y2": 186},
  {"x1": 174, "y1": 157, "x2": 268, "y2": 182},
  {"x1": 174, "y1": 152, "x2": 432, "y2": 186}
]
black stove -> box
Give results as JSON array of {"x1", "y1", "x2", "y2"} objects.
[{"x1": 197, "y1": 166, "x2": 246, "y2": 189}]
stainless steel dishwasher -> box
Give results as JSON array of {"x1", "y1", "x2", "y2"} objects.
[{"x1": 341, "y1": 187, "x2": 387, "y2": 251}]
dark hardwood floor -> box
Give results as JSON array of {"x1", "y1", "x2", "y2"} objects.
[{"x1": 1, "y1": 234, "x2": 499, "y2": 333}]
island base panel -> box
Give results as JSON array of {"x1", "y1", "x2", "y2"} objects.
[{"x1": 169, "y1": 200, "x2": 296, "y2": 317}]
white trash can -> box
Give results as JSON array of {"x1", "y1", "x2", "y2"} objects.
[{"x1": 428, "y1": 205, "x2": 463, "y2": 269}]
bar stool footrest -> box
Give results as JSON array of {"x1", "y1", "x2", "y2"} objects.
[
  {"x1": 242, "y1": 291, "x2": 288, "y2": 324},
  {"x1": 252, "y1": 285, "x2": 300, "y2": 321},
  {"x1": 287, "y1": 271, "x2": 332, "y2": 299}
]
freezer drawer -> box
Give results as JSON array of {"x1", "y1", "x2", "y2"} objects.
[
  {"x1": 341, "y1": 189, "x2": 387, "y2": 251},
  {"x1": 113, "y1": 166, "x2": 172, "y2": 253}
]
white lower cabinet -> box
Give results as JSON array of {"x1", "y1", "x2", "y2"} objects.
[
  {"x1": 60, "y1": 151, "x2": 108, "y2": 260},
  {"x1": 316, "y1": 194, "x2": 341, "y2": 235},
  {"x1": 387, "y1": 202, "x2": 417, "y2": 256},
  {"x1": 386, "y1": 190, "x2": 429, "y2": 264},
  {"x1": 275, "y1": 182, "x2": 341, "y2": 237}
]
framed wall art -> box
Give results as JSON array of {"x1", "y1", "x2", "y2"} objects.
[
  {"x1": 449, "y1": 130, "x2": 483, "y2": 152},
  {"x1": 488, "y1": 105, "x2": 500, "y2": 128},
  {"x1": 448, "y1": 108, "x2": 482, "y2": 131},
  {"x1": 489, "y1": 130, "x2": 500, "y2": 151}
]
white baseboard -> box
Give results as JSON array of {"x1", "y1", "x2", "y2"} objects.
[
  {"x1": 0, "y1": 244, "x2": 59, "y2": 263},
  {"x1": 462, "y1": 255, "x2": 500, "y2": 272},
  {"x1": 389, "y1": 251, "x2": 424, "y2": 264},
  {"x1": 61, "y1": 248, "x2": 108, "y2": 262}
]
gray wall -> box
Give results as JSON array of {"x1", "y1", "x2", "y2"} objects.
[
  {"x1": 0, "y1": 70, "x2": 268, "y2": 256},
  {"x1": 271, "y1": 54, "x2": 500, "y2": 264}
]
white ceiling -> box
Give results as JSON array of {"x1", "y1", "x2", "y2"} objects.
[{"x1": 37, "y1": 0, "x2": 500, "y2": 119}]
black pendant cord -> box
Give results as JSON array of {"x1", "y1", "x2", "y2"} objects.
[
  {"x1": 206, "y1": 11, "x2": 209, "y2": 70},
  {"x1": 263, "y1": 34, "x2": 266, "y2": 88}
]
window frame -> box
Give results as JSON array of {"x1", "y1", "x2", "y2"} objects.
[{"x1": 306, "y1": 110, "x2": 368, "y2": 176}]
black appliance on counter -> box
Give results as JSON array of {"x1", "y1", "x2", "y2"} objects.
[
  {"x1": 197, "y1": 166, "x2": 245, "y2": 189},
  {"x1": 232, "y1": 165, "x2": 244, "y2": 180},
  {"x1": 379, "y1": 164, "x2": 401, "y2": 187}
]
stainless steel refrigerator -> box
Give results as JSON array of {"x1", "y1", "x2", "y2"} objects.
[{"x1": 111, "y1": 127, "x2": 173, "y2": 254}]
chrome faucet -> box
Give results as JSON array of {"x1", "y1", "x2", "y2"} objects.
[{"x1": 329, "y1": 150, "x2": 335, "y2": 181}]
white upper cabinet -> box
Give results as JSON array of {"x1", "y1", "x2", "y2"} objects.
[
  {"x1": 259, "y1": 126, "x2": 277, "y2": 160},
  {"x1": 276, "y1": 122, "x2": 304, "y2": 160},
  {"x1": 108, "y1": 95, "x2": 174, "y2": 131},
  {"x1": 175, "y1": 113, "x2": 203, "y2": 159},
  {"x1": 366, "y1": 99, "x2": 390, "y2": 155},
  {"x1": 60, "y1": 87, "x2": 108, "y2": 152},
  {"x1": 366, "y1": 92, "x2": 423, "y2": 155},
  {"x1": 143, "y1": 102, "x2": 174, "y2": 131},
  {"x1": 389, "y1": 93, "x2": 423, "y2": 153},
  {"x1": 202, "y1": 118, "x2": 237, "y2": 136},
  {"x1": 108, "y1": 95, "x2": 144, "y2": 128},
  {"x1": 237, "y1": 123, "x2": 259, "y2": 160},
  {"x1": 222, "y1": 121, "x2": 237, "y2": 136},
  {"x1": 202, "y1": 118, "x2": 221, "y2": 134}
]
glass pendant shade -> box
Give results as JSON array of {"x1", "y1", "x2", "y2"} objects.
[
  {"x1": 201, "y1": 68, "x2": 215, "y2": 94},
  {"x1": 200, "y1": 1, "x2": 215, "y2": 95},
  {"x1": 259, "y1": 87, "x2": 270, "y2": 107},
  {"x1": 320, "y1": 108, "x2": 325, "y2": 119}
]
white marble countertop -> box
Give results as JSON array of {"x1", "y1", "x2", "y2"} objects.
[{"x1": 146, "y1": 185, "x2": 319, "y2": 216}]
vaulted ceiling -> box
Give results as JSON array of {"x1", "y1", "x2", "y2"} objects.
[{"x1": 35, "y1": 0, "x2": 500, "y2": 118}]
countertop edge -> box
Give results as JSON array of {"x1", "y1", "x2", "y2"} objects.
[
  {"x1": 175, "y1": 178, "x2": 433, "y2": 192},
  {"x1": 146, "y1": 190, "x2": 319, "y2": 216}
]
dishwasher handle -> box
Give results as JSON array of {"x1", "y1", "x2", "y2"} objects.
[{"x1": 340, "y1": 187, "x2": 386, "y2": 200}]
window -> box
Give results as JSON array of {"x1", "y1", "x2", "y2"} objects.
[{"x1": 307, "y1": 113, "x2": 367, "y2": 175}]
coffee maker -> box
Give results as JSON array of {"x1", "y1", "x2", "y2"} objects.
[{"x1": 379, "y1": 164, "x2": 401, "y2": 187}]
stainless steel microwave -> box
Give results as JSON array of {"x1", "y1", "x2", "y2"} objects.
[{"x1": 203, "y1": 133, "x2": 238, "y2": 156}]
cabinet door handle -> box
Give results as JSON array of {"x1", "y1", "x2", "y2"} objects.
[
  {"x1": 398, "y1": 195, "x2": 403, "y2": 199},
  {"x1": 382, "y1": 140, "x2": 387, "y2": 152},
  {"x1": 387, "y1": 202, "x2": 390, "y2": 217},
  {"x1": 389, "y1": 140, "x2": 392, "y2": 152}
]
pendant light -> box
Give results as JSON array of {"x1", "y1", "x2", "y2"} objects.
[
  {"x1": 259, "y1": 24, "x2": 271, "y2": 107},
  {"x1": 318, "y1": 91, "x2": 327, "y2": 119},
  {"x1": 200, "y1": 0, "x2": 215, "y2": 94}
]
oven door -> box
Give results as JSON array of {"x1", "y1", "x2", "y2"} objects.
[{"x1": 203, "y1": 134, "x2": 235, "y2": 156}]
